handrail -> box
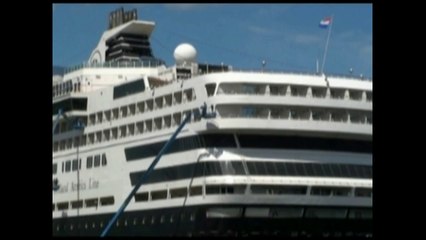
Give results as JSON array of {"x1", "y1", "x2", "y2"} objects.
[{"x1": 62, "y1": 60, "x2": 371, "y2": 82}]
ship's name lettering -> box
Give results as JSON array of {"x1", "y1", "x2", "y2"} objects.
[{"x1": 56, "y1": 178, "x2": 99, "y2": 193}]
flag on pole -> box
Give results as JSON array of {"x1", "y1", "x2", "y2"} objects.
[{"x1": 319, "y1": 17, "x2": 332, "y2": 28}]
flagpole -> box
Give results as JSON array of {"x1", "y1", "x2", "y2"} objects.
[{"x1": 321, "y1": 15, "x2": 333, "y2": 75}]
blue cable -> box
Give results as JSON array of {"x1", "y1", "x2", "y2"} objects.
[{"x1": 100, "y1": 112, "x2": 192, "y2": 237}]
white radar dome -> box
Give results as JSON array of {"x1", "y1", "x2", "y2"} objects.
[{"x1": 174, "y1": 43, "x2": 197, "y2": 65}]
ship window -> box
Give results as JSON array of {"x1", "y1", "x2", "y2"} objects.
[
  {"x1": 53, "y1": 163, "x2": 57, "y2": 175},
  {"x1": 145, "y1": 120, "x2": 152, "y2": 132},
  {"x1": 88, "y1": 114, "x2": 95, "y2": 126},
  {"x1": 205, "y1": 83, "x2": 216, "y2": 97},
  {"x1": 206, "y1": 207, "x2": 242, "y2": 218},
  {"x1": 254, "y1": 162, "x2": 267, "y2": 175},
  {"x1": 94, "y1": 155, "x2": 101, "y2": 167},
  {"x1": 85, "y1": 198, "x2": 98, "y2": 208},
  {"x1": 128, "y1": 123, "x2": 135, "y2": 135},
  {"x1": 348, "y1": 165, "x2": 361, "y2": 178},
  {"x1": 284, "y1": 163, "x2": 297, "y2": 176},
  {"x1": 170, "y1": 187, "x2": 188, "y2": 198},
  {"x1": 52, "y1": 98, "x2": 88, "y2": 116},
  {"x1": 349, "y1": 90, "x2": 363, "y2": 100},
  {"x1": 311, "y1": 187, "x2": 350, "y2": 196},
  {"x1": 135, "y1": 192, "x2": 149, "y2": 202},
  {"x1": 120, "y1": 106, "x2": 127, "y2": 118},
  {"x1": 184, "y1": 88, "x2": 194, "y2": 101},
  {"x1": 100, "y1": 196, "x2": 114, "y2": 206},
  {"x1": 312, "y1": 87, "x2": 327, "y2": 98},
  {"x1": 190, "y1": 186, "x2": 202, "y2": 196},
  {"x1": 151, "y1": 190, "x2": 167, "y2": 200},
  {"x1": 303, "y1": 163, "x2": 315, "y2": 176},
  {"x1": 136, "y1": 121, "x2": 144, "y2": 134},
  {"x1": 174, "y1": 91, "x2": 182, "y2": 104},
  {"x1": 202, "y1": 134, "x2": 237, "y2": 148},
  {"x1": 57, "y1": 202, "x2": 69, "y2": 210},
  {"x1": 130, "y1": 161, "x2": 372, "y2": 187},
  {"x1": 71, "y1": 200, "x2": 83, "y2": 209},
  {"x1": 348, "y1": 208, "x2": 372, "y2": 219},
  {"x1": 173, "y1": 112, "x2": 182, "y2": 125},
  {"x1": 340, "y1": 164, "x2": 350, "y2": 177},
  {"x1": 331, "y1": 164, "x2": 343, "y2": 177},
  {"x1": 366, "y1": 91, "x2": 372, "y2": 101},
  {"x1": 112, "y1": 108, "x2": 119, "y2": 120},
  {"x1": 111, "y1": 128, "x2": 118, "y2": 139},
  {"x1": 330, "y1": 88, "x2": 345, "y2": 99},
  {"x1": 206, "y1": 186, "x2": 221, "y2": 195},
  {"x1": 355, "y1": 188, "x2": 372, "y2": 197},
  {"x1": 146, "y1": 99, "x2": 153, "y2": 111},
  {"x1": 164, "y1": 115, "x2": 172, "y2": 128},
  {"x1": 220, "y1": 186, "x2": 234, "y2": 194},
  {"x1": 103, "y1": 130, "x2": 110, "y2": 141},
  {"x1": 164, "y1": 94, "x2": 172, "y2": 107},
  {"x1": 113, "y1": 79, "x2": 145, "y2": 99},
  {"x1": 332, "y1": 187, "x2": 351, "y2": 196},
  {"x1": 87, "y1": 156, "x2": 93, "y2": 169},
  {"x1": 120, "y1": 125, "x2": 127, "y2": 138},
  {"x1": 62, "y1": 162, "x2": 64, "y2": 172},
  {"x1": 231, "y1": 162, "x2": 246, "y2": 175},
  {"x1": 237, "y1": 134, "x2": 371, "y2": 154},
  {"x1": 294, "y1": 163, "x2": 307, "y2": 176},
  {"x1": 263, "y1": 161, "x2": 277, "y2": 175},
  {"x1": 304, "y1": 208, "x2": 347, "y2": 219},
  {"x1": 72, "y1": 159, "x2": 79, "y2": 171},
  {"x1": 321, "y1": 164, "x2": 333, "y2": 176},
  {"x1": 136, "y1": 102, "x2": 145, "y2": 113},
  {"x1": 65, "y1": 161, "x2": 71, "y2": 172},
  {"x1": 102, "y1": 154, "x2": 107, "y2": 166},
  {"x1": 155, "y1": 96, "x2": 163, "y2": 109},
  {"x1": 247, "y1": 162, "x2": 257, "y2": 175},
  {"x1": 274, "y1": 162, "x2": 287, "y2": 175}
]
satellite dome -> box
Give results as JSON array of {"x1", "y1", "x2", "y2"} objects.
[{"x1": 174, "y1": 43, "x2": 197, "y2": 65}]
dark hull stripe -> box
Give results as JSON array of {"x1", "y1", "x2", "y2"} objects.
[{"x1": 53, "y1": 204, "x2": 372, "y2": 237}]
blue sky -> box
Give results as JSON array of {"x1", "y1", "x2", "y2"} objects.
[{"x1": 53, "y1": 4, "x2": 372, "y2": 78}]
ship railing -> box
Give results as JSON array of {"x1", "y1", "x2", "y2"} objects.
[
  {"x1": 64, "y1": 61, "x2": 371, "y2": 82},
  {"x1": 226, "y1": 68, "x2": 371, "y2": 81},
  {"x1": 64, "y1": 60, "x2": 164, "y2": 74}
]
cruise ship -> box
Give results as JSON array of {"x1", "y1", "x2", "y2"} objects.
[{"x1": 52, "y1": 8, "x2": 372, "y2": 237}]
